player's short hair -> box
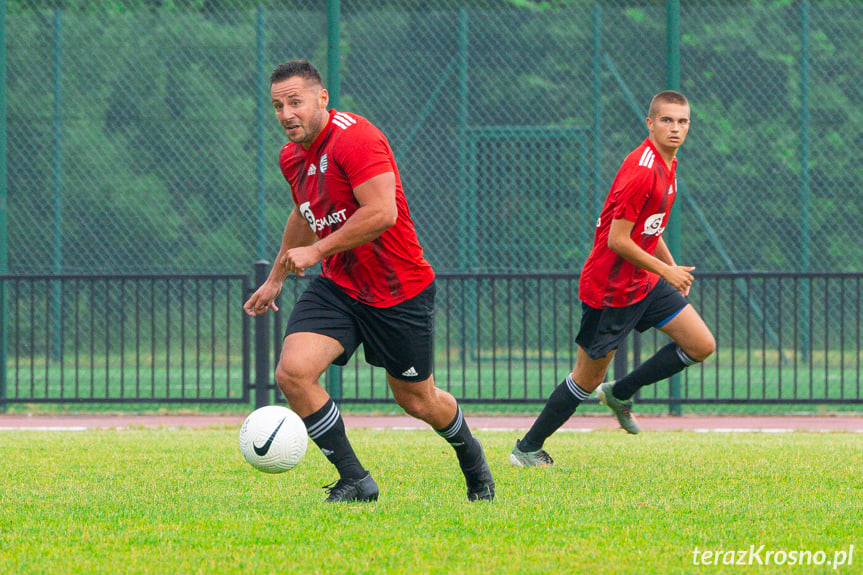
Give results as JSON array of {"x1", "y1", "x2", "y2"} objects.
[
  {"x1": 648, "y1": 90, "x2": 689, "y2": 118},
  {"x1": 270, "y1": 60, "x2": 324, "y2": 87}
]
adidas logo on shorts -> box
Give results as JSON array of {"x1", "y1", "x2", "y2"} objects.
[{"x1": 401, "y1": 366, "x2": 419, "y2": 377}]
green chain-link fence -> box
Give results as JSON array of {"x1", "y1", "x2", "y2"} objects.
[
  {"x1": 3, "y1": 1, "x2": 863, "y2": 410},
  {"x1": 5, "y1": 0, "x2": 861, "y2": 277}
]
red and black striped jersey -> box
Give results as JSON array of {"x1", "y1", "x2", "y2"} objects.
[
  {"x1": 279, "y1": 109, "x2": 434, "y2": 307},
  {"x1": 579, "y1": 138, "x2": 678, "y2": 308}
]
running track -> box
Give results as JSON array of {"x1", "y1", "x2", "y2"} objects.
[{"x1": 2, "y1": 413, "x2": 862, "y2": 432}]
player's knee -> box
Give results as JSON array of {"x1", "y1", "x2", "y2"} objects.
[
  {"x1": 396, "y1": 397, "x2": 429, "y2": 420},
  {"x1": 685, "y1": 333, "x2": 716, "y2": 363},
  {"x1": 274, "y1": 359, "x2": 313, "y2": 396},
  {"x1": 393, "y1": 392, "x2": 433, "y2": 420}
]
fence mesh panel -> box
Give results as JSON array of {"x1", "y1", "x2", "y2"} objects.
[
  {"x1": 7, "y1": 1, "x2": 861, "y2": 276},
  {"x1": 4, "y1": 1, "x2": 863, "y2": 407}
]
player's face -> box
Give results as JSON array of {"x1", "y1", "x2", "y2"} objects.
[
  {"x1": 271, "y1": 77, "x2": 329, "y2": 148},
  {"x1": 646, "y1": 102, "x2": 690, "y2": 156}
]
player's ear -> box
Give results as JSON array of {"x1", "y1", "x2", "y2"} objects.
[{"x1": 319, "y1": 88, "x2": 330, "y2": 109}]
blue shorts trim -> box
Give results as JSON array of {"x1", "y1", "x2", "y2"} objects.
[
  {"x1": 575, "y1": 278, "x2": 688, "y2": 360},
  {"x1": 654, "y1": 306, "x2": 685, "y2": 328}
]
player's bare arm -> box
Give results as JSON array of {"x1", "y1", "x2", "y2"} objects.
[
  {"x1": 607, "y1": 218, "x2": 693, "y2": 292},
  {"x1": 654, "y1": 237, "x2": 695, "y2": 296},
  {"x1": 281, "y1": 171, "x2": 398, "y2": 275},
  {"x1": 653, "y1": 237, "x2": 675, "y2": 266},
  {"x1": 243, "y1": 207, "x2": 316, "y2": 316},
  {"x1": 653, "y1": 237, "x2": 692, "y2": 296}
]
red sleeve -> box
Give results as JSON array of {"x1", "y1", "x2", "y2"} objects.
[
  {"x1": 610, "y1": 163, "x2": 652, "y2": 222},
  {"x1": 278, "y1": 143, "x2": 301, "y2": 206},
  {"x1": 334, "y1": 122, "x2": 394, "y2": 187}
]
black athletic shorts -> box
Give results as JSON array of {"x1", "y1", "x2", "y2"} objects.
[
  {"x1": 284, "y1": 276, "x2": 435, "y2": 382},
  {"x1": 575, "y1": 278, "x2": 689, "y2": 360}
]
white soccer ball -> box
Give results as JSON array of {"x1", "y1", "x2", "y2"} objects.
[{"x1": 239, "y1": 405, "x2": 308, "y2": 473}]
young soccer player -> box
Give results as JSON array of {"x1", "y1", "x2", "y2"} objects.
[{"x1": 510, "y1": 90, "x2": 715, "y2": 466}]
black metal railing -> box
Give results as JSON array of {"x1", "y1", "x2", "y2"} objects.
[
  {"x1": 260, "y1": 271, "x2": 863, "y2": 406},
  {"x1": 2, "y1": 269, "x2": 862, "y2": 407},
  {"x1": 0, "y1": 273, "x2": 250, "y2": 404}
]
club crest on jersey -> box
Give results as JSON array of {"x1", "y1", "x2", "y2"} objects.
[
  {"x1": 299, "y1": 202, "x2": 316, "y2": 231},
  {"x1": 320, "y1": 154, "x2": 328, "y2": 174},
  {"x1": 299, "y1": 201, "x2": 349, "y2": 233},
  {"x1": 643, "y1": 213, "x2": 666, "y2": 236}
]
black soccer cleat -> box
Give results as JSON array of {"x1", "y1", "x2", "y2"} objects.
[
  {"x1": 464, "y1": 439, "x2": 496, "y2": 502},
  {"x1": 323, "y1": 472, "x2": 379, "y2": 503}
]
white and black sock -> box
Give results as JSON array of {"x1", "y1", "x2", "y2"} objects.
[
  {"x1": 612, "y1": 343, "x2": 698, "y2": 401},
  {"x1": 303, "y1": 398, "x2": 366, "y2": 480},
  {"x1": 435, "y1": 406, "x2": 482, "y2": 471},
  {"x1": 518, "y1": 375, "x2": 590, "y2": 452}
]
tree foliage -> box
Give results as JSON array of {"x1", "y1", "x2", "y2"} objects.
[{"x1": 6, "y1": 1, "x2": 862, "y2": 274}]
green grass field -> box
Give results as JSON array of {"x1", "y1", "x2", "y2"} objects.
[{"x1": 2, "y1": 427, "x2": 861, "y2": 574}]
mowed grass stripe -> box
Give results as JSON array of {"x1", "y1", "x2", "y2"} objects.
[{"x1": 2, "y1": 429, "x2": 861, "y2": 574}]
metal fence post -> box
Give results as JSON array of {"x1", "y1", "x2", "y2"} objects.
[
  {"x1": 325, "y1": 0, "x2": 343, "y2": 400},
  {"x1": 613, "y1": 337, "x2": 628, "y2": 383},
  {"x1": 591, "y1": 4, "x2": 603, "y2": 218},
  {"x1": 254, "y1": 260, "x2": 271, "y2": 409},
  {"x1": 254, "y1": 6, "x2": 267, "y2": 261},
  {"x1": 666, "y1": 0, "x2": 683, "y2": 416},
  {"x1": 0, "y1": 0, "x2": 7, "y2": 413},
  {"x1": 51, "y1": 9, "x2": 63, "y2": 361},
  {"x1": 798, "y1": 0, "x2": 811, "y2": 363},
  {"x1": 327, "y1": 0, "x2": 340, "y2": 111}
]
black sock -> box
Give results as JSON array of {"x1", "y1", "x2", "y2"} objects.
[
  {"x1": 612, "y1": 342, "x2": 697, "y2": 401},
  {"x1": 303, "y1": 398, "x2": 366, "y2": 480},
  {"x1": 435, "y1": 406, "x2": 482, "y2": 472},
  {"x1": 518, "y1": 375, "x2": 590, "y2": 452}
]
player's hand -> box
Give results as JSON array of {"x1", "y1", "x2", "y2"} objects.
[
  {"x1": 280, "y1": 245, "x2": 323, "y2": 277},
  {"x1": 243, "y1": 283, "x2": 281, "y2": 316},
  {"x1": 664, "y1": 265, "x2": 695, "y2": 295}
]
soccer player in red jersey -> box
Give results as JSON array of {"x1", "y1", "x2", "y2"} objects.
[
  {"x1": 510, "y1": 91, "x2": 715, "y2": 467},
  {"x1": 244, "y1": 60, "x2": 494, "y2": 501}
]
